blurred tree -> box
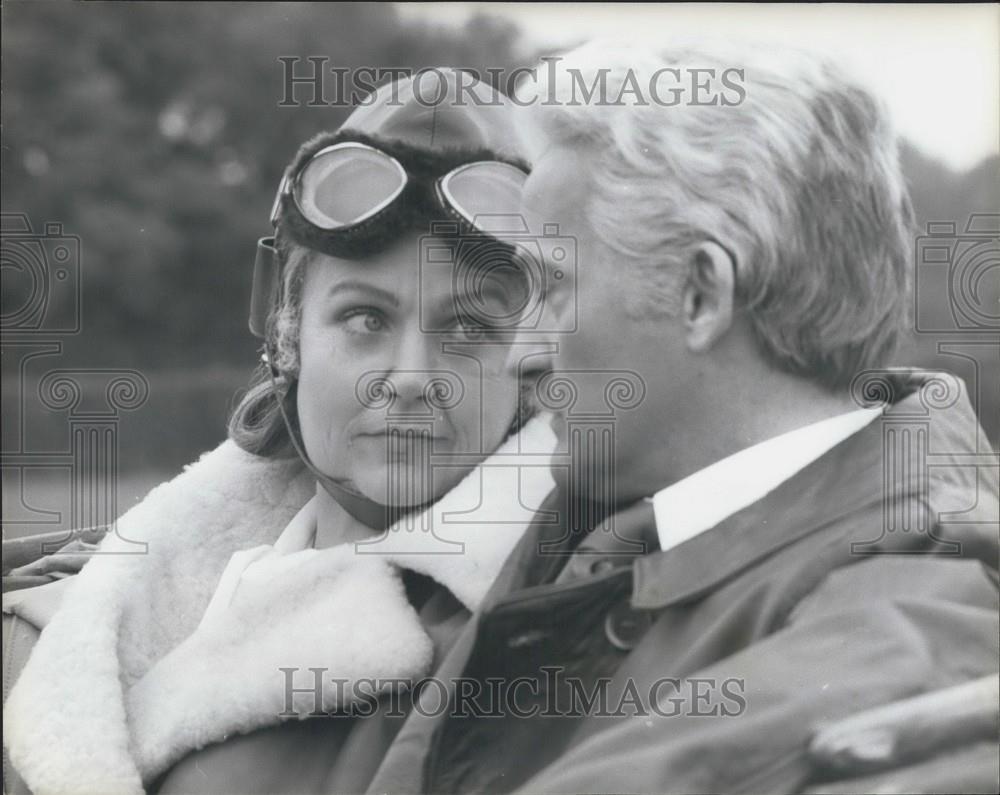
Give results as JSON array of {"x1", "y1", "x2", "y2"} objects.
[
  {"x1": 1, "y1": 1, "x2": 526, "y2": 370},
  {"x1": 896, "y1": 145, "x2": 1000, "y2": 444}
]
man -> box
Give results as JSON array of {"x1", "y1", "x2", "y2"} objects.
[{"x1": 362, "y1": 42, "x2": 999, "y2": 793}]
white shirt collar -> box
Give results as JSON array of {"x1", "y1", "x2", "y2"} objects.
[{"x1": 651, "y1": 407, "x2": 882, "y2": 553}]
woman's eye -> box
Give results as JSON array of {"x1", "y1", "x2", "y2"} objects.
[{"x1": 342, "y1": 309, "x2": 386, "y2": 334}]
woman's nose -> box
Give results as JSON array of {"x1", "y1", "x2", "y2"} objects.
[{"x1": 385, "y1": 328, "x2": 442, "y2": 409}]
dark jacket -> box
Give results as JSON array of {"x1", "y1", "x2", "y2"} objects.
[{"x1": 362, "y1": 374, "x2": 998, "y2": 794}]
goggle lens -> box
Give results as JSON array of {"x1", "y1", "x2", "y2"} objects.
[
  {"x1": 440, "y1": 161, "x2": 528, "y2": 235},
  {"x1": 296, "y1": 144, "x2": 406, "y2": 229},
  {"x1": 279, "y1": 143, "x2": 529, "y2": 239}
]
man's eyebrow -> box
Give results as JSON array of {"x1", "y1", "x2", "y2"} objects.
[{"x1": 326, "y1": 280, "x2": 400, "y2": 307}]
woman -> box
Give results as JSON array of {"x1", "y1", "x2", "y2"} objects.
[{"x1": 3, "y1": 70, "x2": 556, "y2": 795}]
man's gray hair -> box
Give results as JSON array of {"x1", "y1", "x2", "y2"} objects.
[{"x1": 518, "y1": 40, "x2": 916, "y2": 390}]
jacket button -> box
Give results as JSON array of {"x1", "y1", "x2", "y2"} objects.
[
  {"x1": 589, "y1": 557, "x2": 619, "y2": 575},
  {"x1": 604, "y1": 601, "x2": 655, "y2": 651},
  {"x1": 506, "y1": 629, "x2": 548, "y2": 649}
]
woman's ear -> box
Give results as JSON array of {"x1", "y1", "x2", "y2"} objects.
[{"x1": 682, "y1": 240, "x2": 736, "y2": 353}]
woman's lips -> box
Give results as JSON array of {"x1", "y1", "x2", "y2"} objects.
[
  {"x1": 354, "y1": 426, "x2": 447, "y2": 441},
  {"x1": 352, "y1": 427, "x2": 452, "y2": 459}
]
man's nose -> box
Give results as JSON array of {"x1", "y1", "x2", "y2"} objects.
[
  {"x1": 510, "y1": 265, "x2": 573, "y2": 367},
  {"x1": 506, "y1": 302, "x2": 561, "y2": 409},
  {"x1": 507, "y1": 327, "x2": 556, "y2": 383}
]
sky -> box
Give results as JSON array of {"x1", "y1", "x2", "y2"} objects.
[{"x1": 398, "y1": 2, "x2": 999, "y2": 172}]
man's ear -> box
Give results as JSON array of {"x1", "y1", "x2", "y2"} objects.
[{"x1": 682, "y1": 241, "x2": 736, "y2": 353}]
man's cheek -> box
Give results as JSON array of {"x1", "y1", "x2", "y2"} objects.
[{"x1": 556, "y1": 326, "x2": 600, "y2": 371}]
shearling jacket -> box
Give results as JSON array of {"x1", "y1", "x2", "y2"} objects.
[{"x1": 3, "y1": 417, "x2": 557, "y2": 795}]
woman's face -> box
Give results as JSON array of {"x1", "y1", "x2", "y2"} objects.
[{"x1": 296, "y1": 232, "x2": 525, "y2": 507}]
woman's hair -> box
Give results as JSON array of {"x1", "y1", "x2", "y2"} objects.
[{"x1": 227, "y1": 236, "x2": 310, "y2": 458}]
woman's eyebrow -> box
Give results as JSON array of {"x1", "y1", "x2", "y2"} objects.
[{"x1": 326, "y1": 280, "x2": 400, "y2": 307}]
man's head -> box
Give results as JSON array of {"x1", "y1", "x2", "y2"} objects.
[{"x1": 516, "y1": 41, "x2": 916, "y2": 500}]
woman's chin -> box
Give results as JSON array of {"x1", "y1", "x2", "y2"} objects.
[{"x1": 350, "y1": 462, "x2": 443, "y2": 509}]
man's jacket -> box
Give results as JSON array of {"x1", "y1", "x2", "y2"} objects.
[{"x1": 364, "y1": 372, "x2": 998, "y2": 794}]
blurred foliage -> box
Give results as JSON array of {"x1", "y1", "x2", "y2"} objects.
[
  {"x1": 1, "y1": 1, "x2": 523, "y2": 369},
  {"x1": 1, "y1": 1, "x2": 997, "y2": 447},
  {"x1": 896, "y1": 144, "x2": 1000, "y2": 444}
]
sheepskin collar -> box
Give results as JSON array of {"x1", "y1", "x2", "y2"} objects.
[{"x1": 4, "y1": 417, "x2": 556, "y2": 795}]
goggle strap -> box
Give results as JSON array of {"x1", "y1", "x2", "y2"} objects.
[
  {"x1": 261, "y1": 342, "x2": 437, "y2": 533},
  {"x1": 250, "y1": 236, "x2": 279, "y2": 339},
  {"x1": 261, "y1": 342, "x2": 395, "y2": 531}
]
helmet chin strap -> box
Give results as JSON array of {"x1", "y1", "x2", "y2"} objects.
[{"x1": 263, "y1": 345, "x2": 434, "y2": 532}]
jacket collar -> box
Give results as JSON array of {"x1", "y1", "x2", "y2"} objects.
[
  {"x1": 632, "y1": 369, "x2": 989, "y2": 608},
  {"x1": 484, "y1": 370, "x2": 991, "y2": 613}
]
